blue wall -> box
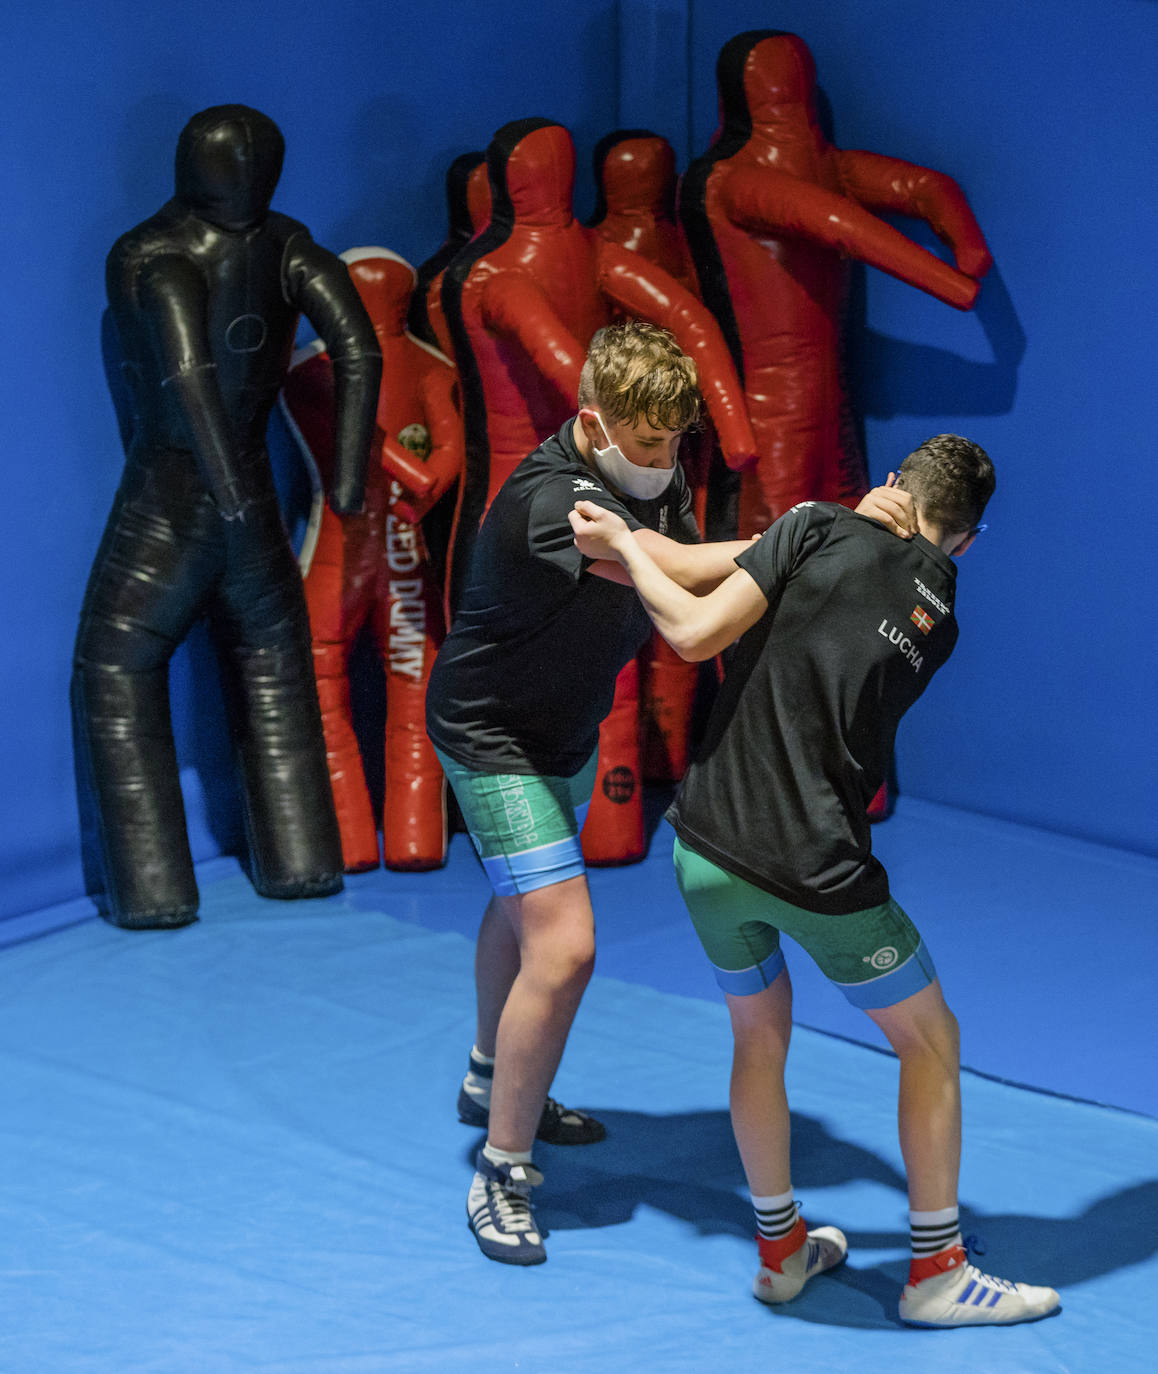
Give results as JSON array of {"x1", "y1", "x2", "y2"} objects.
[
  {"x1": 2, "y1": 0, "x2": 1155, "y2": 922},
  {"x1": 688, "y1": 0, "x2": 1158, "y2": 856}
]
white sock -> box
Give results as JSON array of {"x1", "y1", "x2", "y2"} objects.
[
  {"x1": 482, "y1": 1141, "x2": 534, "y2": 1169},
  {"x1": 463, "y1": 1045, "x2": 494, "y2": 1105}
]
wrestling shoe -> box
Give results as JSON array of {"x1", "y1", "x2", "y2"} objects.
[
  {"x1": 898, "y1": 1245, "x2": 1060, "y2": 1327},
  {"x1": 753, "y1": 1218, "x2": 848, "y2": 1304},
  {"x1": 458, "y1": 1051, "x2": 606, "y2": 1145},
  {"x1": 466, "y1": 1151, "x2": 546, "y2": 1266}
]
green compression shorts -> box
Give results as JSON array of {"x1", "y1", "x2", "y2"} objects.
[
  {"x1": 435, "y1": 749, "x2": 598, "y2": 896},
  {"x1": 672, "y1": 837, "x2": 936, "y2": 1010}
]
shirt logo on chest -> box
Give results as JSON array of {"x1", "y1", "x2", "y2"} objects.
[{"x1": 572, "y1": 477, "x2": 601, "y2": 492}]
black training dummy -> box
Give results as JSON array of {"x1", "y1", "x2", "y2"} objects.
[{"x1": 73, "y1": 104, "x2": 382, "y2": 929}]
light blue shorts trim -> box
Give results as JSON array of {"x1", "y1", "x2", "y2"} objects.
[
  {"x1": 434, "y1": 748, "x2": 597, "y2": 897},
  {"x1": 673, "y1": 837, "x2": 936, "y2": 1009},
  {"x1": 714, "y1": 948, "x2": 788, "y2": 996},
  {"x1": 833, "y1": 940, "x2": 938, "y2": 1009}
]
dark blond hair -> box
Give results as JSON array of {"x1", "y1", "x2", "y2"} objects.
[
  {"x1": 897, "y1": 434, "x2": 995, "y2": 535},
  {"x1": 578, "y1": 321, "x2": 701, "y2": 431}
]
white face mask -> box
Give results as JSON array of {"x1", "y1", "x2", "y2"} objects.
[{"x1": 591, "y1": 413, "x2": 676, "y2": 500}]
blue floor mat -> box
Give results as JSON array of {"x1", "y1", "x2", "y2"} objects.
[{"x1": 1, "y1": 865, "x2": 1154, "y2": 1373}]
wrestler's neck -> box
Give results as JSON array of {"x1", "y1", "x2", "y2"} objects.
[{"x1": 918, "y1": 515, "x2": 975, "y2": 558}]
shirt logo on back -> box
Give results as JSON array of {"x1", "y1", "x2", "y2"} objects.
[
  {"x1": 914, "y1": 578, "x2": 951, "y2": 616},
  {"x1": 910, "y1": 606, "x2": 934, "y2": 635},
  {"x1": 877, "y1": 619, "x2": 924, "y2": 673}
]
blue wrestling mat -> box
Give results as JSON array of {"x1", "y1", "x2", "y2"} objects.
[{"x1": 1, "y1": 824, "x2": 1155, "y2": 1373}]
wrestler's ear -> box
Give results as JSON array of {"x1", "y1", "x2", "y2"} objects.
[{"x1": 576, "y1": 407, "x2": 602, "y2": 444}]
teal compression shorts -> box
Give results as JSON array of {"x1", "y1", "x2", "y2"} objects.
[
  {"x1": 435, "y1": 749, "x2": 598, "y2": 896},
  {"x1": 673, "y1": 837, "x2": 936, "y2": 1010}
]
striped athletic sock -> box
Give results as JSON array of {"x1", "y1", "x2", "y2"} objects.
[
  {"x1": 753, "y1": 1190, "x2": 807, "y2": 1270},
  {"x1": 908, "y1": 1206, "x2": 965, "y2": 1285}
]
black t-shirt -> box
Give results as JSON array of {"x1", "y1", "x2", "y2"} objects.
[
  {"x1": 667, "y1": 502, "x2": 960, "y2": 914},
  {"x1": 426, "y1": 419, "x2": 699, "y2": 775}
]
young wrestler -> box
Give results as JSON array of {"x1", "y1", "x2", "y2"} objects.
[
  {"x1": 568, "y1": 435, "x2": 1060, "y2": 1326},
  {"x1": 425, "y1": 321, "x2": 914, "y2": 1265}
]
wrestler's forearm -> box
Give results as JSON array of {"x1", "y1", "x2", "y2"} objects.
[
  {"x1": 610, "y1": 533, "x2": 712, "y2": 658},
  {"x1": 635, "y1": 529, "x2": 752, "y2": 592}
]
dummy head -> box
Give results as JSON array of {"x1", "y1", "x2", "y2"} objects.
[
  {"x1": 175, "y1": 104, "x2": 284, "y2": 232},
  {"x1": 713, "y1": 31, "x2": 820, "y2": 146},
  {"x1": 487, "y1": 119, "x2": 574, "y2": 228},
  {"x1": 896, "y1": 434, "x2": 995, "y2": 555},
  {"x1": 340, "y1": 248, "x2": 416, "y2": 336},
  {"x1": 593, "y1": 130, "x2": 676, "y2": 219}
]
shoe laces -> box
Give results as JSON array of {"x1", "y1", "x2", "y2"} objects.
[
  {"x1": 958, "y1": 1233, "x2": 1017, "y2": 1294},
  {"x1": 961, "y1": 1261, "x2": 1019, "y2": 1295},
  {"x1": 487, "y1": 1163, "x2": 542, "y2": 1232}
]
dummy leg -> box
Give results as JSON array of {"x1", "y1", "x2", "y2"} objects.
[
  {"x1": 304, "y1": 512, "x2": 379, "y2": 872},
  {"x1": 374, "y1": 570, "x2": 448, "y2": 870},
  {"x1": 71, "y1": 492, "x2": 212, "y2": 928},
  {"x1": 213, "y1": 506, "x2": 342, "y2": 899}
]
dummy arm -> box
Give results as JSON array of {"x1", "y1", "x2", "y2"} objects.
[
  {"x1": 721, "y1": 166, "x2": 980, "y2": 310},
  {"x1": 834, "y1": 150, "x2": 992, "y2": 279},
  {"x1": 570, "y1": 501, "x2": 768, "y2": 661},
  {"x1": 284, "y1": 234, "x2": 383, "y2": 514},
  {"x1": 411, "y1": 365, "x2": 465, "y2": 519},
  {"x1": 137, "y1": 254, "x2": 250, "y2": 519},
  {"x1": 597, "y1": 244, "x2": 758, "y2": 472},
  {"x1": 480, "y1": 272, "x2": 585, "y2": 405}
]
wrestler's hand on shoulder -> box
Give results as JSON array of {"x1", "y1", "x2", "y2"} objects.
[
  {"x1": 855, "y1": 474, "x2": 917, "y2": 538},
  {"x1": 569, "y1": 500, "x2": 632, "y2": 562}
]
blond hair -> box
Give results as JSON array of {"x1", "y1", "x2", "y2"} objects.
[{"x1": 578, "y1": 321, "x2": 701, "y2": 431}]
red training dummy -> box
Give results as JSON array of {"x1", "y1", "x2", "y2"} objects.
[
  {"x1": 588, "y1": 129, "x2": 714, "y2": 784},
  {"x1": 280, "y1": 248, "x2": 463, "y2": 871},
  {"x1": 441, "y1": 118, "x2": 756, "y2": 863},
  {"x1": 679, "y1": 31, "x2": 992, "y2": 537}
]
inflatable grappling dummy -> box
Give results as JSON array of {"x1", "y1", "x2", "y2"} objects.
[
  {"x1": 73, "y1": 105, "x2": 382, "y2": 929},
  {"x1": 589, "y1": 129, "x2": 715, "y2": 785},
  {"x1": 281, "y1": 248, "x2": 463, "y2": 872},
  {"x1": 680, "y1": 31, "x2": 992, "y2": 537},
  {"x1": 442, "y1": 118, "x2": 757, "y2": 862},
  {"x1": 408, "y1": 152, "x2": 487, "y2": 352}
]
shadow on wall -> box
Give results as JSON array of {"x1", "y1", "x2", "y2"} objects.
[{"x1": 849, "y1": 256, "x2": 1027, "y2": 421}]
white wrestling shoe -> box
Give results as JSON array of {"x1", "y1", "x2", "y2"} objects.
[
  {"x1": 899, "y1": 1246, "x2": 1060, "y2": 1327},
  {"x1": 753, "y1": 1224, "x2": 848, "y2": 1304}
]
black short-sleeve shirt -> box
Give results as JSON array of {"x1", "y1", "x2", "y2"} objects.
[
  {"x1": 667, "y1": 502, "x2": 960, "y2": 914},
  {"x1": 426, "y1": 419, "x2": 698, "y2": 776}
]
